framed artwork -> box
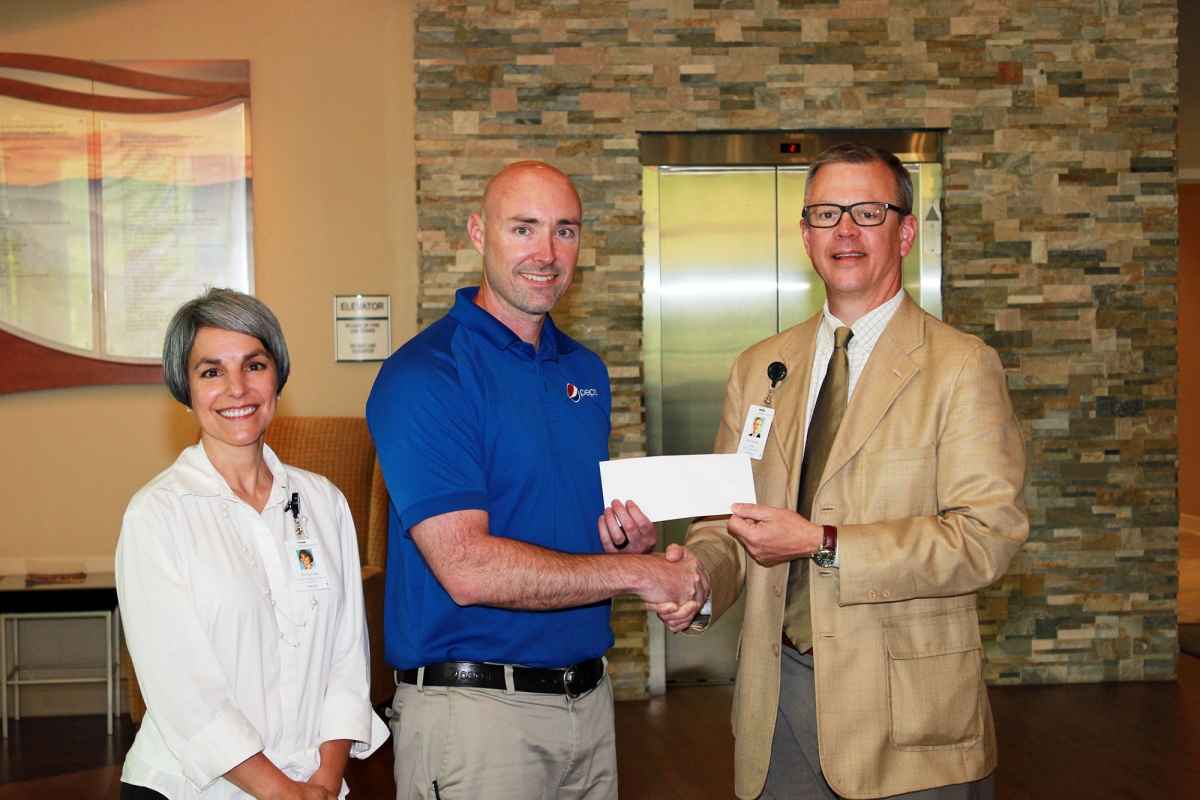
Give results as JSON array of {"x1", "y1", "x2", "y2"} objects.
[{"x1": 0, "y1": 54, "x2": 252, "y2": 393}]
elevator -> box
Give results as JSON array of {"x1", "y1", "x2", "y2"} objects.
[{"x1": 641, "y1": 131, "x2": 944, "y2": 689}]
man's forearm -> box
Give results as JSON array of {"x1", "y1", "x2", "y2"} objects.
[
  {"x1": 412, "y1": 509, "x2": 706, "y2": 610},
  {"x1": 440, "y1": 535, "x2": 682, "y2": 608}
]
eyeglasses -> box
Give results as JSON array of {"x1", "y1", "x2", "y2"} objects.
[{"x1": 802, "y1": 202, "x2": 909, "y2": 228}]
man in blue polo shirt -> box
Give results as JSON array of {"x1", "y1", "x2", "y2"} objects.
[{"x1": 367, "y1": 161, "x2": 710, "y2": 800}]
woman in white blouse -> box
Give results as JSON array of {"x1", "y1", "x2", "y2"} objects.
[{"x1": 116, "y1": 288, "x2": 387, "y2": 800}]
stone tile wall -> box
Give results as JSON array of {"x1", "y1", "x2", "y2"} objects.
[{"x1": 414, "y1": 0, "x2": 1180, "y2": 695}]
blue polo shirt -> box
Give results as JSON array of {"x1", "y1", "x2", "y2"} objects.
[{"x1": 366, "y1": 287, "x2": 614, "y2": 670}]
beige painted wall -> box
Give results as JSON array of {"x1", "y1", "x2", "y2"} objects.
[{"x1": 0, "y1": 0, "x2": 418, "y2": 576}]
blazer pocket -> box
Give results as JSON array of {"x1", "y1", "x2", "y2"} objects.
[{"x1": 882, "y1": 606, "x2": 985, "y2": 751}]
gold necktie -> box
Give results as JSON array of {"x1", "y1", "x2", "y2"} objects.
[{"x1": 783, "y1": 326, "x2": 853, "y2": 652}]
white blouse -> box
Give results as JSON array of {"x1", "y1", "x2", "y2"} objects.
[{"x1": 116, "y1": 442, "x2": 388, "y2": 799}]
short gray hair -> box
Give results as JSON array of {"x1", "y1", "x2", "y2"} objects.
[
  {"x1": 162, "y1": 287, "x2": 290, "y2": 407},
  {"x1": 804, "y1": 141, "x2": 914, "y2": 216}
]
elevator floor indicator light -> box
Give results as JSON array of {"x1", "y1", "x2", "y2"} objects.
[{"x1": 921, "y1": 199, "x2": 942, "y2": 256}]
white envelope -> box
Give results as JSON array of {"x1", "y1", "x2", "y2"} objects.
[{"x1": 599, "y1": 453, "x2": 757, "y2": 522}]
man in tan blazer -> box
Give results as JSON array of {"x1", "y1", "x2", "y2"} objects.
[{"x1": 659, "y1": 143, "x2": 1028, "y2": 799}]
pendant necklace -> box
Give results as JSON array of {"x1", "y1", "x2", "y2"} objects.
[{"x1": 221, "y1": 494, "x2": 317, "y2": 648}]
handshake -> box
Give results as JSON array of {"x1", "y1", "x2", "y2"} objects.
[
  {"x1": 597, "y1": 500, "x2": 710, "y2": 633},
  {"x1": 596, "y1": 498, "x2": 820, "y2": 633}
]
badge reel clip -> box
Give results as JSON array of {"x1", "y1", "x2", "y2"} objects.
[
  {"x1": 763, "y1": 361, "x2": 788, "y2": 406},
  {"x1": 284, "y1": 492, "x2": 307, "y2": 538}
]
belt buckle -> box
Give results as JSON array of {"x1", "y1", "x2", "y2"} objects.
[{"x1": 563, "y1": 665, "x2": 581, "y2": 698}]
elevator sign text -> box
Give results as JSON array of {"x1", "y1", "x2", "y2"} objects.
[{"x1": 334, "y1": 294, "x2": 391, "y2": 362}]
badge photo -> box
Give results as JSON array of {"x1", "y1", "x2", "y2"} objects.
[
  {"x1": 736, "y1": 404, "x2": 776, "y2": 461},
  {"x1": 289, "y1": 539, "x2": 331, "y2": 591}
]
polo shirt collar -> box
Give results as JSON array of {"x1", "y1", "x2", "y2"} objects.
[{"x1": 450, "y1": 286, "x2": 577, "y2": 361}]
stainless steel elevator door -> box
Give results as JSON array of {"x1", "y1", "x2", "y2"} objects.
[
  {"x1": 656, "y1": 167, "x2": 778, "y2": 683},
  {"x1": 778, "y1": 167, "x2": 825, "y2": 331},
  {"x1": 660, "y1": 168, "x2": 779, "y2": 459}
]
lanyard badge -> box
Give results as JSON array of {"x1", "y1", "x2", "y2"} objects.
[
  {"x1": 737, "y1": 361, "x2": 788, "y2": 461},
  {"x1": 285, "y1": 491, "x2": 330, "y2": 590}
]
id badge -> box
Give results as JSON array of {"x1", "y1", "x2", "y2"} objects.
[
  {"x1": 290, "y1": 539, "x2": 332, "y2": 591},
  {"x1": 736, "y1": 405, "x2": 775, "y2": 460}
]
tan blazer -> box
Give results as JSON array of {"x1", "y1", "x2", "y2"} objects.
[{"x1": 686, "y1": 294, "x2": 1028, "y2": 800}]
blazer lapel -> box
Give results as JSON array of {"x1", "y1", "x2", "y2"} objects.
[{"x1": 820, "y1": 294, "x2": 925, "y2": 487}]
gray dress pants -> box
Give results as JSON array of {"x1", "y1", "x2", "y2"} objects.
[{"x1": 761, "y1": 646, "x2": 995, "y2": 800}]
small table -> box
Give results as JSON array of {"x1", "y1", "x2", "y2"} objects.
[{"x1": 0, "y1": 573, "x2": 121, "y2": 737}]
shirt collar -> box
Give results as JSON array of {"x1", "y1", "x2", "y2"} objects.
[
  {"x1": 449, "y1": 286, "x2": 576, "y2": 361},
  {"x1": 166, "y1": 440, "x2": 290, "y2": 510},
  {"x1": 820, "y1": 287, "x2": 905, "y2": 351}
]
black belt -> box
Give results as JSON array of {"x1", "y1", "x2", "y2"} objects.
[{"x1": 400, "y1": 658, "x2": 606, "y2": 698}]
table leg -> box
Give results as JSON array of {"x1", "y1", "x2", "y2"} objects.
[
  {"x1": 2, "y1": 615, "x2": 8, "y2": 739},
  {"x1": 105, "y1": 610, "x2": 113, "y2": 735},
  {"x1": 114, "y1": 605, "x2": 122, "y2": 719},
  {"x1": 11, "y1": 617, "x2": 18, "y2": 722}
]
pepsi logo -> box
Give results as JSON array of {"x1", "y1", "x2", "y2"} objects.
[{"x1": 566, "y1": 383, "x2": 599, "y2": 401}]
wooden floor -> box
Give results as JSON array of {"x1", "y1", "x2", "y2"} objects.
[{"x1": 3, "y1": 655, "x2": 1198, "y2": 799}]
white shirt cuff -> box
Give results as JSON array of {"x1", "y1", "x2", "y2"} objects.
[
  {"x1": 320, "y1": 695, "x2": 388, "y2": 759},
  {"x1": 178, "y1": 707, "x2": 264, "y2": 790}
]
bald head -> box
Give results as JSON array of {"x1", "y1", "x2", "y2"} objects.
[{"x1": 480, "y1": 161, "x2": 581, "y2": 224}]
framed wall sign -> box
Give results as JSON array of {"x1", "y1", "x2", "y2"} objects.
[{"x1": 334, "y1": 294, "x2": 390, "y2": 362}]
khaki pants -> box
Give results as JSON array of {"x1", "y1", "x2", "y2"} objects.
[{"x1": 391, "y1": 671, "x2": 618, "y2": 800}]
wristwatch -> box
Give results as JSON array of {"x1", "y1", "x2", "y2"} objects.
[{"x1": 812, "y1": 525, "x2": 838, "y2": 567}]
